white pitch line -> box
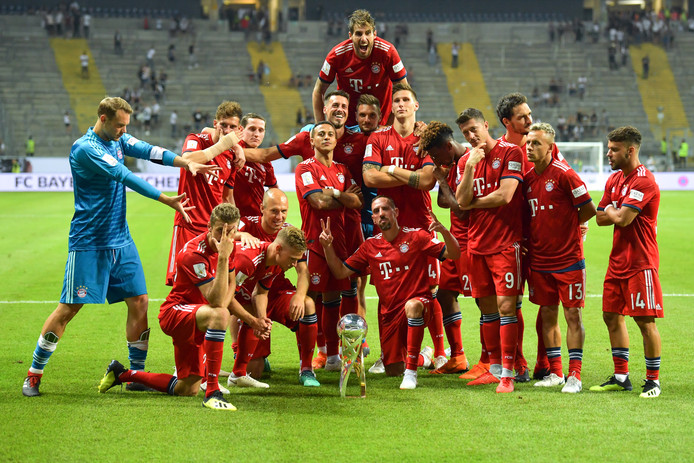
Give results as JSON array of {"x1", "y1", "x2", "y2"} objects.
[{"x1": 1, "y1": 294, "x2": 693, "y2": 304}]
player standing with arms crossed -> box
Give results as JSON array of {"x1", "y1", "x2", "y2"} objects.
[{"x1": 590, "y1": 126, "x2": 663, "y2": 398}]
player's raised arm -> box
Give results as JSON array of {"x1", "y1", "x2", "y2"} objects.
[
  {"x1": 312, "y1": 78, "x2": 330, "y2": 123},
  {"x1": 455, "y1": 147, "x2": 484, "y2": 207},
  {"x1": 428, "y1": 209, "x2": 460, "y2": 260},
  {"x1": 197, "y1": 224, "x2": 235, "y2": 306},
  {"x1": 183, "y1": 131, "x2": 240, "y2": 164},
  {"x1": 319, "y1": 218, "x2": 355, "y2": 280}
]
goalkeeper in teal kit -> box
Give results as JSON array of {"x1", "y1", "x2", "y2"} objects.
[{"x1": 22, "y1": 97, "x2": 237, "y2": 397}]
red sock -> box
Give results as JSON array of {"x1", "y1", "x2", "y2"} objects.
[
  {"x1": 203, "y1": 328, "x2": 226, "y2": 397},
  {"x1": 515, "y1": 306, "x2": 527, "y2": 369},
  {"x1": 548, "y1": 353, "x2": 563, "y2": 377},
  {"x1": 443, "y1": 315, "x2": 464, "y2": 357},
  {"x1": 535, "y1": 310, "x2": 549, "y2": 370},
  {"x1": 340, "y1": 283, "x2": 358, "y2": 316},
  {"x1": 428, "y1": 299, "x2": 446, "y2": 357},
  {"x1": 500, "y1": 317, "x2": 518, "y2": 372},
  {"x1": 479, "y1": 320, "x2": 490, "y2": 364},
  {"x1": 296, "y1": 317, "x2": 318, "y2": 371},
  {"x1": 232, "y1": 324, "x2": 259, "y2": 377},
  {"x1": 407, "y1": 320, "x2": 426, "y2": 371},
  {"x1": 315, "y1": 296, "x2": 325, "y2": 351},
  {"x1": 646, "y1": 369, "x2": 659, "y2": 381},
  {"x1": 119, "y1": 369, "x2": 175, "y2": 394},
  {"x1": 482, "y1": 318, "x2": 501, "y2": 365},
  {"x1": 613, "y1": 357, "x2": 629, "y2": 375},
  {"x1": 322, "y1": 297, "x2": 341, "y2": 357},
  {"x1": 568, "y1": 359, "x2": 582, "y2": 380}
]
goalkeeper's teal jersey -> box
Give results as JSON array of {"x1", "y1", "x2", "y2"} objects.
[{"x1": 68, "y1": 128, "x2": 164, "y2": 251}]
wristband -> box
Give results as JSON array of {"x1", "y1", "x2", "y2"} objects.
[
  {"x1": 332, "y1": 189, "x2": 341, "y2": 198},
  {"x1": 604, "y1": 204, "x2": 613, "y2": 212},
  {"x1": 202, "y1": 132, "x2": 238, "y2": 161},
  {"x1": 387, "y1": 165, "x2": 396, "y2": 175}
]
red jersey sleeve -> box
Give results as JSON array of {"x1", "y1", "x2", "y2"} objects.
[
  {"x1": 182, "y1": 134, "x2": 203, "y2": 154},
  {"x1": 264, "y1": 162, "x2": 277, "y2": 187},
  {"x1": 344, "y1": 242, "x2": 370, "y2": 275},
  {"x1": 295, "y1": 162, "x2": 323, "y2": 199},
  {"x1": 277, "y1": 131, "x2": 312, "y2": 160},
  {"x1": 363, "y1": 131, "x2": 385, "y2": 167},
  {"x1": 385, "y1": 42, "x2": 407, "y2": 81},
  {"x1": 177, "y1": 251, "x2": 214, "y2": 286},
  {"x1": 620, "y1": 174, "x2": 657, "y2": 212},
  {"x1": 560, "y1": 167, "x2": 592, "y2": 207},
  {"x1": 318, "y1": 42, "x2": 343, "y2": 84},
  {"x1": 500, "y1": 145, "x2": 524, "y2": 182},
  {"x1": 416, "y1": 230, "x2": 448, "y2": 261}
]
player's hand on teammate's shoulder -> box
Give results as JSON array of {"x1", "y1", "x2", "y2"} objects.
[
  {"x1": 232, "y1": 144, "x2": 246, "y2": 169},
  {"x1": 319, "y1": 217, "x2": 333, "y2": 247},
  {"x1": 236, "y1": 232, "x2": 261, "y2": 249}
]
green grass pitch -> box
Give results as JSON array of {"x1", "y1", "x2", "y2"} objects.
[{"x1": 1, "y1": 191, "x2": 693, "y2": 462}]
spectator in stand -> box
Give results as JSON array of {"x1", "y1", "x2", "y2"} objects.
[
  {"x1": 188, "y1": 43, "x2": 198, "y2": 69},
  {"x1": 170, "y1": 110, "x2": 178, "y2": 138},
  {"x1": 168, "y1": 44, "x2": 175, "y2": 63},
  {"x1": 64, "y1": 111, "x2": 71, "y2": 136},
  {"x1": 80, "y1": 51, "x2": 89, "y2": 79},
  {"x1": 82, "y1": 13, "x2": 91, "y2": 38},
  {"x1": 114, "y1": 30, "x2": 123, "y2": 56}
]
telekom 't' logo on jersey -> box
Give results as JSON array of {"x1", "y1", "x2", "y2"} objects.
[
  {"x1": 528, "y1": 198, "x2": 539, "y2": 217},
  {"x1": 391, "y1": 157, "x2": 405, "y2": 168},
  {"x1": 379, "y1": 261, "x2": 393, "y2": 280},
  {"x1": 243, "y1": 166, "x2": 258, "y2": 184},
  {"x1": 349, "y1": 78, "x2": 363, "y2": 92},
  {"x1": 472, "y1": 177, "x2": 486, "y2": 196}
]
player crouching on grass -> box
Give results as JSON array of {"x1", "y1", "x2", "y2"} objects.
[
  {"x1": 98, "y1": 204, "x2": 272, "y2": 411},
  {"x1": 227, "y1": 226, "x2": 321, "y2": 388},
  {"x1": 319, "y1": 196, "x2": 460, "y2": 389}
]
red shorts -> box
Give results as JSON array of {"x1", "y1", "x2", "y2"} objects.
[
  {"x1": 307, "y1": 249, "x2": 351, "y2": 292},
  {"x1": 158, "y1": 303, "x2": 206, "y2": 379},
  {"x1": 468, "y1": 243, "x2": 523, "y2": 298},
  {"x1": 528, "y1": 268, "x2": 586, "y2": 308},
  {"x1": 251, "y1": 290, "x2": 302, "y2": 360},
  {"x1": 378, "y1": 296, "x2": 432, "y2": 367},
  {"x1": 603, "y1": 269, "x2": 664, "y2": 318},
  {"x1": 438, "y1": 252, "x2": 472, "y2": 297},
  {"x1": 166, "y1": 225, "x2": 201, "y2": 286}
]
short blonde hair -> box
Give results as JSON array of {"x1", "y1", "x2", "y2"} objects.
[
  {"x1": 277, "y1": 226, "x2": 307, "y2": 253},
  {"x1": 98, "y1": 97, "x2": 133, "y2": 119},
  {"x1": 215, "y1": 101, "x2": 242, "y2": 121},
  {"x1": 209, "y1": 203, "x2": 240, "y2": 227},
  {"x1": 529, "y1": 122, "x2": 556, "y2": 143}
]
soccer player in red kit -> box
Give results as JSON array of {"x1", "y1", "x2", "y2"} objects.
[
  {"x1": 243, "y1": 92, "x2": 369, "y2": 369},
  {"x1": 166, "y1": 101, "x2": 245, "y2": 286},
  {"x1": 320, "y1": 196, "x2": 460, "y2": 389},
  {"x1": 98, "y1": 204, "x2": 271, "y2": 410},
  {"x1": 496, "y1": 92, "x2": 576, "y2": 381},
  {"x1": 419, "y1": 121, "x2": 472, "y2": 376},
  {"x1": 455, "y1": 108, "x2": 525, "y2": 393},
  {"x1": 312, "y1": 9, "x2": 408, "y2": 127},
  {"x1": 295, "y1": 121, "x2": 363, "y2": 370},
  {"x1": 523, "y1": 123, "x2": 596, "y2": 393},
  {"x1": 232, "y1": 113, "x2": 277, "y2": 217},
  {"x1": 227, "y1": 226, "x2": 320, "y2": 388},
  {"x1": 590, "y1": 126, "x2": 663, "y2": 399},
  {"x1": 363, "y1": 83, "x2": 446, "y2": 369}
]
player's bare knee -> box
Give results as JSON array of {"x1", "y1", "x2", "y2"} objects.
[
  {"x1": 126, "y1": 295, "x2": 149, "y2": 316},
  {"x1": 54, "y1": 303, "x2": 82, "y2": 324},
  {"x1": 208, "y1": 307, "x2": 230, "y2": 330},
  {"x1": 564, "y1": 307, "x2": 583, "y2": 328},
  {"x1": 404, "y1": 299, "x2": 423, "y2": 318},
  {"x1": 304, "y1": 296, "x2": 316, "y2": 315},
  {"x1": 634, "y1": 316, "x2": 657, "y2": 334},
  {"x1": 174, "y1": 377, "x2": 202, "y2": 396}
]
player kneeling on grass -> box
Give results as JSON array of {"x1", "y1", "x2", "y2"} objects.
[
  {"x1": 523, "y1": 123, "x2": 596, "y2": 393},
  {"x1": 319, "y1": 196, "x2": 460, "y2": 390},
  {"x1": 98, "y1": 204, "x2": 272, "y2": 411},
  {"x1": 228, "y1": 226, "x2": 320, "y2": 388}
]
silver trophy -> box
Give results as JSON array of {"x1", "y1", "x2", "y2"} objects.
[{"x1": 337, "y1": 313, "x2": 368, "y2": 398}]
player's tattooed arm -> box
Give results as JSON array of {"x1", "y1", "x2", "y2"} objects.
[{"x1": 363, "y1": 163, "x2": 402, "y2": 188}]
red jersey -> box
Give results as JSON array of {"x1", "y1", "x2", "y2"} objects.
[
  {"x1": 461, "y1": 140, "x2": 525, "y2": 255},
  {"x1": 598, "y1": 165, "x2": 660, "y2": 278},
  {"x1": 319, "y1": 37, "x2": 407, "y2": 127},
  {"x1": 449, "y1": 150, "x2": 470, "y2": 249},
  {"x1": 500, "y1": 134, "x2": 569, "y2": 174},
  {"x1": 344, "y1": 228, "x2": 446, "y2": 318},
  {"x1": 232, "y1": 140, "x2": 277, "y2": 217},
  {"x1": 524, "y1": 160, "x2": 592, "y2": 271},
  {"x1": 238, "y1": 216, "x2": 300, "y2": 292},
  {"x1": 277, "y1": 129, "x2": 368, "y2": 186},
  {"x1": 234, "y1": 242, "x2": 282, "y2": 304},
  {"x1": 295, "y1": 157, "x2": 354, "y2": 257},
  {"x1": 175, "y1": 133, "x2": 237, "y2": 232},
  {"x1": 160, "y1": 233, "x2": 235, "y2": 313},
  {"x1": 364, "y1": 126, "x2": 434, "y2": 229}
]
